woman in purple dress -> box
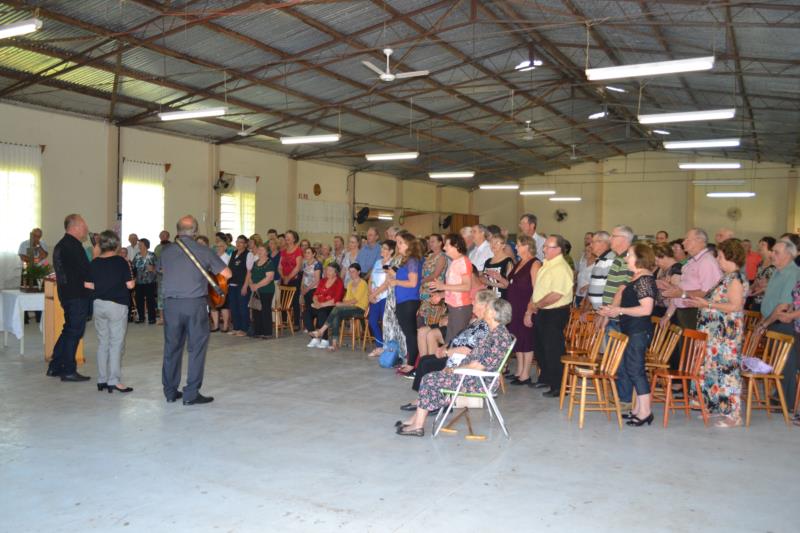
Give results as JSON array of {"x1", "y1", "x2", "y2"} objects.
[{"x1": 497, "y1": 235, "x2": 541, "y2": 385}]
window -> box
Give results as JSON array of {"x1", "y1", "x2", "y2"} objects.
[
  {"x1": 219, "y1": 174, "x2": 256, "y2": 237},
  {"x1": 0, "y1": 142, "x2": 41, "y2": 289},
  {"x1": 121, "y1": 159, "x2": 165, "y2": 245}
]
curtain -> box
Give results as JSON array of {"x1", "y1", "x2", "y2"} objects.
[
  {"x1": 220, "y1": 175, "x2": 256, "y2": 237},
  {"x1": 121, "y1": 159, "x2": 165, "y2": 245},
  {"x1": 0, "y1": 142, "x2": 42, "y2": 289}
]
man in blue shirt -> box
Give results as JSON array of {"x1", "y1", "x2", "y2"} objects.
[
  {"x1": 356, "y1": 227, "x2": 381, "y2": 278},
  {"x1": 758, "y1": 238, "x2": 800, "y2": 405}
]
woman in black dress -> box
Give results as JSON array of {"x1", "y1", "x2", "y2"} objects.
[{"x1": 483, "y1": 234, "x2": 515, "y2": 299}]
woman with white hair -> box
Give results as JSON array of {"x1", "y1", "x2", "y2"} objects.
[{"x1": 396, "y1": 298, "x2": 515, "y2": 437}]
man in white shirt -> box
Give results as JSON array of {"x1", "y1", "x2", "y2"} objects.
[
  {"x1": 468, "y1": 224, "x2": 492, "y2": 272},
  {"x1": 519, "y1": 213, "x2": 545, "y2": 261},
  {"x1": 460, "y1": 226, "x2": 474, "y2": 254},
  {"x1": 18, "y1": 227, "x2": 48, "y2": 266},
  {"x1": 126, "y1": 233, "x2": 139, "y2": 262}
]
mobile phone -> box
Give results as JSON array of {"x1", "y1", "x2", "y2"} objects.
[
  {"x1": 382, "y1": 265, "x2": 390, "y2": 270},
  {"x1": 391, "y1": 266, "x2": 399, "y2": 272},
  {"x1": 89, "y1": 233, "x2": 98, "y2": 246}
]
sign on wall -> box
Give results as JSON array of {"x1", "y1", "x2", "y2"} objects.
[{"x1": 297, "y1": 199, "x2": 350, "y2": 234}]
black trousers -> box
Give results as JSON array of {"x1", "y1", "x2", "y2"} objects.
[
  {"x1": 135, "y1": 282, "x2": 157, "y2": 323},
  {"x1": 310, "y1": 306, "x2": 333, "y2": 339},
  {"x1": 48, "y1": 297, "x2": 89, "y2": 376},
  {"x1": 769, "y1": 322, "x2": 797, "y2": 405},
  {"x1": 301, "y1": 289, "x2": 317, "y2": 331},
  {"x1": 672, "y1": 307, "x2": 698, "y2": 369},
  {"x1": 252, "y1": 292, "x2": 274, "y2": 337},
  {"x1": 397, "y1": 299, "x2": 420, "y2": 366},
  {"x1": 162, "y1": 297, "x2": 209, "y2": 402},
  {"x1": 290, "y1": 276, "x2": 302, "y2": 327},
  {"x1": 412, "y1": 354, "x2": 448, "y2": 391},
  {"x1": 533, "y1": 306, "x2": 570, "y2": 390}
]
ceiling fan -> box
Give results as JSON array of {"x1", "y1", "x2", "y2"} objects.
[{"x1": 362, "y1": 48, "x2": 429, "y2": 82}]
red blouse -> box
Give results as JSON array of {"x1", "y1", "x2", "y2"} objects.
[
  {"x1": 314, "y1": 276, "x2": 344, "y2": 304},
  {"x1": 280, "y1": 246, "x2": 303, "y2": 279}
]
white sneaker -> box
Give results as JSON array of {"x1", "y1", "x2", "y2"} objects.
[
  {"x1": 318, "y1": 339, "x2": 330, "y2": 349},
  {"x1": 307, "y1": 338, "x2": 320, "y2": 348}
]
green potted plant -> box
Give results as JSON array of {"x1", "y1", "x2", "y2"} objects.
[{"x1": 21, "y1": 263, "x2": 50, "y2": 292}]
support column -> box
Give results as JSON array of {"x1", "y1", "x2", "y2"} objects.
[
  {"x1": 206, "y1": 143, "x2": 218, "y2": 236},
  {"x1": 394, "y1": 178, "x2": 404, "y2": 225},
  {"x1": 287, "y1": 159, "x2": 298, "y2": 230},
  {"x1": 787, "y1": 168, "x2": 798, "y2": 233},
  {"x1": 106, "y1": 124, "x2": 119, "y2": 231}
]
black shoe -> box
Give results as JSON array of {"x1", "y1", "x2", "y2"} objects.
[
  {"x1": 46, "y1": 367, "x2": 60, "y2": 377},
  {"x1": 183, "y1": 393, "x2": 214, "y2": 405},
  {"x1": 60, "y1": 372, "x2": 90, "y2": 382},
  {"x1": 166, "y1": 391, "x2": 183, "y2": 403},
  {"x1": 542, "y1": 388, "x2": 560, "y2": 398},
  {"x1": 108, "y1": 385, "x2": 133, "y2": 393},
  {"x1": 626, "y1": 413, "x2": 654, "y2": 427},
  {"x1": 621, "y1": 411, "x2": 636, "y2": 420},
  {"x1": 533, "y1": 381, "x2": 550, "y2": 389},
  {"x1": 510, "y1": 378, "x2": 532, "y2": 386},
  {"x1": 400, "y1": 403, "x2": 417, "y2": 411},
  {"x1": 97, "y1": 383, "x2": 107, "y2": 391},
  {"x1": 135, "y1": 320, "x2": 144, "y2": 324}
]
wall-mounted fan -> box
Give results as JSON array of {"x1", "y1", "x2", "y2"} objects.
[
  {"x1": 362, "y1": 48, "x2": 429, "y2": 82},
  {"x1": 726, "y1": 207, "x2": 742, "y2": 222},
  {"x1": 213, "y1": 172, "x2": 234, "y2": 192},
  {"x1": 355, "y1": 207, "x2": 370, "y2": 224},
  {"x1": 440, "y1": 214, "x2": 453, "y2": 229},
  {"x1": 554, "y1": 209, "x2": 568, "y2": 222}
]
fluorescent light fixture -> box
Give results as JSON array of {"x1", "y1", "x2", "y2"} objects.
[
  {"x1": 365, "y1": 152, "x2": 419, "y2": 162},
  {"x1": 549, "y1": 196, "x2": 582, "y2": 202},
  {"x1": 280, "y1": 134, "x2": 340, "y2": 145},
  {"x1": 586, "y1": 56, "x2": 715, "y2": 81},
  {"x1": 692, "y1": 179, "x2": 746, "y2": 186},
  {"x1": 377, "y1": 215, "x2": 393, "y2": 220},
  {"x1": 663, "y1": 138, "x2": 740, "y2": 150},
  {"x1": 706, "y1": 191, "x2": 756, "y2": 198},
  {"x1": 588, "y1": 110, "x2": 607, "y2": 120},
  {"x1": 653, "y1": 129, "x2": 671, "y2": 135},
  {"x1": 520, "y1": 190, "x2": 556, "y2": 196},
  {"x1": 479, "y1": 184, "x2": 519, "y2": 190},
  {"x1": 515, "y1": 59, "x2": 543, "y2": 72},
  {"x1": 429, "y1": 171, "x2": 475, "y2": 179},
  {"x1": 0, "y1": 17, "x2": 42, "y2": 39},
  {"x1": 605, "y1": 85, "x2": 626, "y2": 93},
  {"x1": 158, "y1": 106, "x2": 227, "y2": 121},
  {"x1": 680, "y1": 162, "x2": 742, "y2": 170},
  {"x1": 638, "y1": 108, "x2": 736, "y2": 124}
]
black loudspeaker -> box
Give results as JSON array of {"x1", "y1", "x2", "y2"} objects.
[
  {"x1": 355, "y1": 207, "x2": 370, "y2": 224},
  {"x1": 441, "y1": 215, "x2": 452, "y2": 229}
]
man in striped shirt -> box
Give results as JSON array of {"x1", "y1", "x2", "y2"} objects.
[
  {"x1": 597, "y1": 225, "x2": 634, "y2": 331},
  {"x1": 586, "y1": 231, "x2": 615, "y2": 310}
]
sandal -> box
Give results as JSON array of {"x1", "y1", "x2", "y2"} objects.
[
  {"x1": 368, "y1": 349, "x2": 382, "y2": 358},
  {"x1": 396, "y1": 426, "x2": 424, "y2": 437},
  {"x1": 714, "y1": 416, "x2": 741, "y2": 428}
]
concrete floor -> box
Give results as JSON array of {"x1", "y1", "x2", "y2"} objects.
[{"x1": 1, "y1": 322, "x2": 796, "y2": 533}]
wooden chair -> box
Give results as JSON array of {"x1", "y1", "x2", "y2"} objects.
[
  {"x1": 743, "y1": 331, "x2": 794, "y2": 427},
  {"x1": 645, "y1": 324, "x2": 683, "y2": 381},
  {"x1": 563, "y1": 308, "x2": 583, "y2": 350},
  {"x1": 361, "y1": 310, "x2": 377, "y2": 351},
  {"x1": 742, "y1": 326, "x2": 765, "y2": 358},
  {"x1": 567, "y1": 330, "x2": 629, "y2": 429},
  {"x1": 433, "y1": 338, "x2": 516, "y2": 440},
  {"x1": 564, "y1": 313, "x2": 596, "y2": 357},
  {"x1": 559, "y1": 325, "x2": 604, "y2": 410},
  {"x1": 645, "y1": 316, "x2": 670, "y2": 362},
  {"x1": 650, "y1": 328, "x2": 709, "y2": 427},
  {"x1": 795, "y1": 370, "x2": 800, "y2": 416},
  {"x1": 338, "y1": 307, "x2": 368, "y2": 350},
  {"x1": 272, "y1": 285, "x2": 297, "y2": 338},
  {"x1": 743, "y1": 310, "x2": 761, "y2": 334}
]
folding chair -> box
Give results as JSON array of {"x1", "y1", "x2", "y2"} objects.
[
  {"x1": 433, "y1": 338, "x2": 516, "y2": 440},
  {"x1": 273, "y1": 285, "x2": 297, "y2": 337}
]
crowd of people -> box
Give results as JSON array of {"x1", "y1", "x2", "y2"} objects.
[{"x1": 36, "y1": 212, "x2": 800, "y2": 431}]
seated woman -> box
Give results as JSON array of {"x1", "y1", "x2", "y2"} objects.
[
  {"x1": 396, "y1": 298, "x2": 514, "y2": 437},
  {"x1": 309, "y1": 263, "x2": 369, "y2": 351},
  {"x1": 401, "y1": 289, "x2": 499, "y2": 411},
  {"x1": 305, "y1": 263, "x2": 344, "y2": 349}
]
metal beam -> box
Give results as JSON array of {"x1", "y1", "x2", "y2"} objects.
[{"x1": 726, "y1": 5, "x2": 761, "y2": 161}]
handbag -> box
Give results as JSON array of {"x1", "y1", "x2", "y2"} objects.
[
  {"x1": 248, "y1": 291, "x2": 262, "y2": 311},
  {"x1": 379, "y1": 340, "x2": 400, "y2": 368}
]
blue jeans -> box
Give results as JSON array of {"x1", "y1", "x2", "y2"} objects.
[
  {"x1": 616, "y1": 329, "x2": 652, "y2": 402},
  {"x1": 368, "y1": 299, "x2": 386, "y2": 347},
  {"x1": 229, "y1": 286, "x2": 250, "y2": 332},
  {"x1": 48, "y1": 297, "x2": 89, "y2": 376}
]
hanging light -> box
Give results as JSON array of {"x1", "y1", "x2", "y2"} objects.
[
  {"x1": 586, "y1": 56, "x2": 715, "y2": 81},
  {"x1": 280, "y1": 134, "x2": 340, "y2": 145},
  {"x1": 663, "y1": 138, "x2": 740, "y2": 150},
  {"x1": 429, "y1": 171, "x2": 475, "y2": 179},
  {"x1": 0, "y1": 18, "x2": 42, "y2": 39},
  {"x1": 520, "y1": 190, "x2": 556, "y2": 196},
  {"x1": 680, "y1": 162, "x2": 742, "y2": 170},
  {"x1": 706, "y1": 191, "x2": 756, "y2": 198},
  {"x1": 549, "y1": 196, "x2": 582, "y2": 202},
  {"x1": 638, "y1": 108, "x2": 736, "y2": 124},
  {"x1": 365, "y1": 152, "x2": 419, "y2": 162},
  {"x1": 479, "y1": 184, "x2": 519, "y2": 190},
  {"x1": 158, "y1": 107, "x2": 228, "y2": 121}
]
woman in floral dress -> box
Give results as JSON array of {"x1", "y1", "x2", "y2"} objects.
[
  {"x1": 689, "y1": 238, "x2": 748, "y2": 427},
  {"x1": 396, "y1": 298, "x2": 514, "y2": 437},
  {"x1": 417, "y1": 234, "x2": 447, "y2": 327}
]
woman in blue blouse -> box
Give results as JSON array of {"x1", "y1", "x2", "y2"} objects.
[
  {"x1": 388, "y1": 231, "x2": 422, "y2": 370},
  {"x1": 132, "y1": 238, "x2": 157, "y2": 324}
]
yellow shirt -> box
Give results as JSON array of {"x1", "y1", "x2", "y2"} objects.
[
  {"x1": 346, "y1": 279, "x2": 369, "y2": 311},
  {"x1": 532, "y1": 254, "x2": 574, "y2": 309}
]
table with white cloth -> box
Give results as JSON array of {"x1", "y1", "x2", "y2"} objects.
[{"x1": 0, "y1": 289, "x2": 45, "y2": 355}]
